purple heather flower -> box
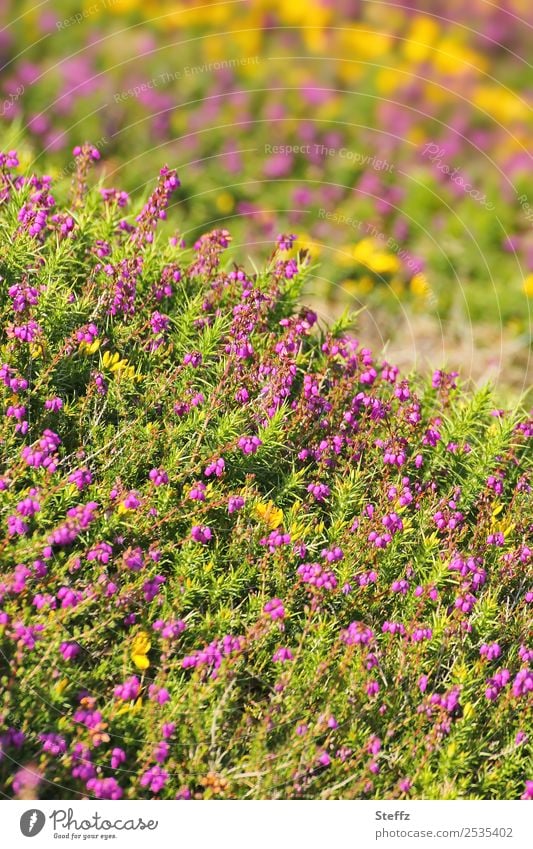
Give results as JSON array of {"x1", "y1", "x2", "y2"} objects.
[
  {"x1": 317, "y1": 751, "x2": 331, "y2": 767},
  {"x1": 341, "y1": 621, "x2": 373, "y2": 646},
  {"x1": 307, "y1": 482, "x2": 330, "y2": 502},
  {"x1": 188, "y1": 482, "x2": 206, "y2": 501},
  {"x1": 512, "y1": 668, "x2": 532, "y2": 698},
  {"x1": 12, "y1": 765, "x2": 42, "y2": 797},
  {"x1": 148, "y1": 685, "x2": 170, "y2": 705},
  {"x1": 277, "y1": 233, "x2": 297, "y2": 251},
  {"x1": 487, "y1": 532, "x2": 505, "y2": 546},
  {"x1": 114, "y1": 676, "x2": 140, "y2": 701},
  {"x1": 382, "y1": 621, "x2": 406, "y2": 636},
  {"x1": 71, "y1": 744, "x2": 95, "y2": 782},
  {"x1": 13, "y1": 621, "x2": 44, "y2": 650},
  {"x1": 86, "y1": 777, "x2": 123, "y2": 800},
  {"x1": 150, "y1": 310, "x2": 170, "y2": 334},
  {"x1": 238, "y1": 435, "x2": 262, "y2": 455},
  {"x1": 480, "y1": 642, "x2": 502, "y2": 661},
  {"x1": 7, "y1": 515, "x2": 29, "y2": 536},
  {"x1": 204, "y1": 457, "x2": 225, "y2": 478},
  {"x1": 368, "y1": 530, "x2": 392, "y2": 549},
  {"x1": 111, "y1": 747, "x2": 127, "y2": 769},
  {"x1": 321, "y1": 546, "x2": 344, "y2": 563},
  {"x1": 45, "y1": 396, "x2": 63, "y2": 411},
  {"x1": 122, "y1": 490, "x2": 141, "y2": 510},
  {"x1": 263, "y1": 598, "x2": 285, "y2": 620},
  {"x1": 153, "y1": 618, "x2": 186, "y2": 639},
  {"x1": 228, "y1": 495, "x2": 245, "y2": 513},
  {"x1": 521, "y1": 781, "x2": 533, "y2": 800},
  {"x1": 60, "y1": 641, "x2": 80, "y2": 660},
  {"x1": 272, "y1": 647, "x2": 294, "y2": 662},
  {"x1": 261, "y1": 530, "x2": 291, "y2": 552},
  {"x1": 485, "y1": 668, "x2": 510, "y2": 701},
  {"x1": 40, "y1": 733, "x2": 67, "y2": 756},
  {"x1": 143, "y1": 575, "x2": 165, "y2": 601},
  {"x1": 149, "y1": 467, "x2": 169, "y2": 486},
  {"x1": 183, "y1": 351, "x2": 202, "y2": 367},
  {"x1": 162, "y1": 723, "x2": 176, "y2": 739},
  {"x1": 140, "y1": 765, "x2": 168, "y2": 794},
  {"x1": 366, "y1": 680, "x2": 380, "y2": 697},
  {"x1": 68, "y1": 467, "x2": 93, "y2": 490},
  {"x1": 191, "y1": 524, "x2": 212, "y2": 544},
  {"x1": 298, "y1": 562, "x2": 337, "y2": 590},
  {"x1": 153, "y1": 741, "x2": 170, "y2": 763}
]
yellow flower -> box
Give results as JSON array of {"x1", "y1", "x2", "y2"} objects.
[
  {"x1": 101, "y1": 350, "x2": 141, "y2": 380},
  {"x1": 102, "y1": 350, "x2": 119, "y2": 368},
  {"x1": 473, "y1": 86, "x2": 526, "y2": 123},
  {"x1": 216, "y1": 191, "x2": 234, "y2": 215},
  {"x1": 340, "y1": 26, "x2": 392, "y2": 60},
  {"x1": 433, "y1": 38, "x2": 486, "y2": 77},
  {"x1": 375, "y1": 67, "x2": 403, "y2": 95},
  {"x1": 352, "y1": 239, "x2": 400, "y2": 275},
  {"x1": 523, "y1": 274, "x2": 533, "y2": 298},
  {"x1": 255, "y1": 500, "x2": 283, "y2": 530},
  {"x1": 55, "y1": 678, "x2": 69, "y2": 696},
  {"x1": 29, "y1": 342, "x2": 44, "y2": 359},
  {"x1": 410, "y1": 273, "x2": 430, "y2": 298},
  {"x1": 79, "y1": 338, "x2": 101, "y2": 355},
  {"x1": 115, "y1": 698, "x2": 143, "y2": 716},
  {"x1": 297, "y1": 237, "x2": 321, "y2": 260},
  {"x1": 131, "y1": 630, "x2": 151, "y2": 670},
  {"x1": 403, "y1": 16, "x2": 440, "y2": 63}
]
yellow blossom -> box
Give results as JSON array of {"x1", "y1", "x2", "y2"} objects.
[
  {"x1": 402, "y1": 16, "x2": 440, "y2": 63},
  {"x1": 131, "y1": 631, "x2": 151, "y2": 670},
  {"x1": 410, "y1": 273, "x2": 430, "y2": 298},
  {"x1": 523, "y1": 274, "x2": 533, "y2": 297},
  {"x1": 216, "y1": 191, "x2": 235, "y2": 214},
  {"x1": 255, "y1": 500, "x2": 283, "y2": 530},
  {"x1": 79, "y1": 338, "x2": 101, "y2": 355}
]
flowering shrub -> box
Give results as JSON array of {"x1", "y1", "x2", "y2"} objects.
[{"x1": 0, "y1": 152, "x2": 531, "y2": 800}]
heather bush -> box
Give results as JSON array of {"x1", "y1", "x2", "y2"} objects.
[{"x1": 0, "y1": 150, "x2": 531, "y2": 800}]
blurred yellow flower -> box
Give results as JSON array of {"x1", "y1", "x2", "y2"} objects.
[
  {"x1": 523, "y1": 274, "x2": 533, "y2": 297},
  {"x1": 433, "y1": 38, "x2": 486, "y2": 76},
  {"x1": 473, "y1": 86, "x2": 527, "y2": 123},
  {"x1": 340, "y1": 26, "x2": 393, "y2": 60},
  {"x1": 116, "y1": 698, "x2": 143, "y2": 716},
  {"x1": 402, "y1": 16, "x2": 440, "y2": 63},
  {"x1": 410, "y1": 273, "x2": 430, "y2": 298},
  {"x1": 297, "y1": 237, "x2": 321, "y2": 260},
  {"x1": 216, "y1": 191, "x2": 235, "y2": 214},
  {"x1": 352, "y1": 239, "x2": 400, "y2": 275}
]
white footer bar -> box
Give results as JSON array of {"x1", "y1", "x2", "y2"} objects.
[{"x1": 3, "y1": 799, "x2": 531, "y2": 849}]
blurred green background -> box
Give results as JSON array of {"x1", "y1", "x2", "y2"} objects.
[{"x1": 1, "y1": 0, "x2": 532, "y2": 395}]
